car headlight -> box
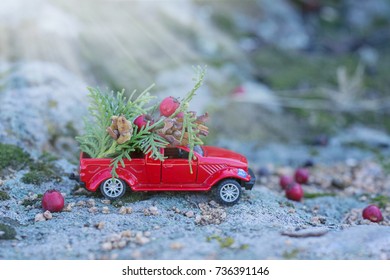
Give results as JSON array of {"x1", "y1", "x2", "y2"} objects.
[{"x1": 237, "y1": 168, "x2": 248, "y2": 178}]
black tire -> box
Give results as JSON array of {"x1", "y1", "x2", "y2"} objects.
[
  {"x1": 100, "y1": 178, "x2": 126, "y2": 200},
  {"x1": 216, "y1": 179, "x2": 242, "y2": 205}
]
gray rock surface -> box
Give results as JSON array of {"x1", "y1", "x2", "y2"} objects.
[
  {"x1": 0, "y1": 62, "x2": 88, "y2": 158},
  {"x1": 234, "y1": 0, "x2": 309, "y2": 50},
  {"x1": 1, "y1": 174, "x2": 389, "y2": 260}
]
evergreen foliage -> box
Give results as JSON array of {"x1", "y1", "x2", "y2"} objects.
[{"x1": 76, "y1": 66, "x2": 207, "y2": 177}]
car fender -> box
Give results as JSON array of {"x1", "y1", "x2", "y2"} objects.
[
  {"x1": 204, "y1": 167, "x2": 248, "y2": 189},
  {"x1": 87, "y1": 168, "x2": 138, "y2": 192}
]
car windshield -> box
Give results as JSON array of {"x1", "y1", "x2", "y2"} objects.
[{"x1": 193, "y1": 145, "x2": 204, "y2": 156}]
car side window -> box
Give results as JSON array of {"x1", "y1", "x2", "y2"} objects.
[
  {"x1": 129, "y1": 149, "x2": 145, "y2": 159},
  {"x1": 164, "y1": 148, "x2": 189, "y2": 159}
]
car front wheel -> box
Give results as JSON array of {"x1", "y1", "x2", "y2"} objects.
[
  {"x1": 100, "y1": 178, "x2": 126, "y2": 200},
  {"x1": 216, "y1": 179, "x2": 242, "y2": 205}
]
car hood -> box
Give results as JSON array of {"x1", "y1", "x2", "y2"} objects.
[{"x1": 201, "y1": 146, "x2": 247, "y2": 167}]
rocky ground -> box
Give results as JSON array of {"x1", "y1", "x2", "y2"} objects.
[
  {"x1": 1, "y1": 138, "x2": 390, "y2": 260},
  {"x1": 1, "y1": 0, "x2": 390, "y2": 260}
]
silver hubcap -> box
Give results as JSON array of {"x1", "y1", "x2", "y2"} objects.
[
  {"x1": 102, "y1": 178, "x2": 124, "y2": 198},
  {"x1": 220, "y1": 183, "x2": 240, "y2": 202}
]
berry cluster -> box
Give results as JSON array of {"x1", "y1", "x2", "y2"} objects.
[
  {"x1": 279, "y1": 168, "x2": 309, "y2": 202},
  {"x1": 278, "y1": 168, "x2": 384, "y2": 223},
  {"x1": 132, "y1": 97, "x2": 208, "y2": 147}
]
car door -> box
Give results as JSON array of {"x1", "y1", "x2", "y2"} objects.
[{"x1": 161, "y1": 147, "x2": 197, "y2": 184}]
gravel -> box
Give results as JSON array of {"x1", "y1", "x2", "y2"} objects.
[{"x1": 1, "y1": 156, "x2": 389, "y2": 259}]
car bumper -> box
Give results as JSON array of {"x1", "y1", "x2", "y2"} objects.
[
  {"x1": 69, "y1": 172, "x2": 86, "y2": 188},
  {"x1": 243, "y1": 168, "x2": 256, "y2": 190}
]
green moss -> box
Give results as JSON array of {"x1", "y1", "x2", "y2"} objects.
[
  {"x1": 282, "y1": 249, "x2": 300, "y2": 260},
  {"x1": 48, "y1": 100, "x2": 58, "y2": 108},
  {"x1": 65, "y1": 121, "x2": 78, "y2": 138},
  {"x1": 219, "y1": 237, "x2": 235, "y2": 248},
  {"x1": 207, "y1": 235, "x2": 235, "y2": 248},
  {"x1": 279, "y1": 201, "x2": 295, "y2": 208},
  {"x1": 0, "y1": 223, "x2": 16, "y2": 240},
  {"x1": 370, "y1": 195, "x2": 390, "y2": 209},
  {"x1": 40, "y1": 152, "x2": 59, "y2": 162},
  {"x1": 0, "y1": 190, "x2": 10, "y2": 201},
  {"x1": 0, "y1": 143, "x2": 31, "y2": 171},
  {"x1": 22, "y1": 171, "x2": 47, "y2": 185},
  {"x1": 252, "y1": 48, "x2": 359, "y2": 90},
  {"x1": 21, "y1": 156, "x2": 62, "y2": 185},
  {"x1": 21, "y1": 194, "x2": 42, "y2": 207},
  {"x1": 304, "y1": 193, "x2": 336, "y2": 199}
]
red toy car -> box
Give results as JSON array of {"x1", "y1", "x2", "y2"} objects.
[{"x1": 70, "y1": 145, "x2": 255, "y2": 205}]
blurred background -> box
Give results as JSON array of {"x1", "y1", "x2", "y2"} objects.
[{"x1": 1, "y1": 0, "x2": 390, "y2": 166}]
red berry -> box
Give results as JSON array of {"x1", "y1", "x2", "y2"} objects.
[
  {"x1": 159, "y1": 96, "x2": 180, "y2": 117},
  {"x1": 362, "y1": 205, "x2": 383, "y2": 222},
  {"x1": 279, "y1": 175, "x2": 294, "y2": 190},
  {"x1": 295, "y1": 168, "x2": 309, "y2": 184},
  {"x1": 42, "y1": 189, "x2": 64, "y2": 212},
  {"x1": 176, "y1": 111, "x2": 184, "y2": 118},
  {"x1": 133, "y1": 114, "x2": 153, "y2": 129},
  {"x1": 285, "y1": 183, "x2": 304, "y2": 201}
]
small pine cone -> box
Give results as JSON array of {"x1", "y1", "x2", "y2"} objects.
[
  {"x1": 173, "y1": 130, "x2": 181, "y2": 139},
  {"x1": 164, "y1": 135, "x2": 181, "y2": 146},
  {"x1": 161, "y1": 119, "x2": 174, "y2": 134},
  {"x1": 195, "y1": 112, "x2": 209, "y2": 124},
  {"x1": 197, "y1": 124, "x2": 209, "y2": 136}
]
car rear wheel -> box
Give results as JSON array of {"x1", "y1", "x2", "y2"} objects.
[
  {"x1": 100, "y1": 178, "x2": 126, "y2": 200},
  {"x1": 216, "y1": 179, "x2": 242, "y2": 205}
]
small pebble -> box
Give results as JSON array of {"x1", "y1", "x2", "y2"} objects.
[
  {"x1": 43, "y1": 210, "x2": 52, "y2": 220},
  {"x1": 63, "y1": 203, "x2": 75, "y2": 212},
  {"x1": 87, "y1": 199, "x2": 96, "y2": 208},
  {"x1": 149, "y1": 206, "x2": 158, "y2": 215},
  {"x1": 131, "y1": 250, "x2": 142, "y2": 259},
  {"x1": 117, "y1": 240, "x2": 127, "y2": 249},
  {"x1": 110, "y1": 234, "x2": 122, "y2": 242},
  {"x1": 121, "y1": 230, "x2": 132, "y2": 238},
  {"x1": 135, "y1": 236, "x2": 150, "y2": 245},
  {"x1": 170, "y1": 242, "x2": 184, "y2": 250},
  {"x1": 101, "y1": 242, "x2": 112, "y2": 251},
  {"x1": 102, "y1": 207, "x2": 110, "y2": 214},
  {"x1": 144, "y1": 206, "x2": 159, "y2": 216},
  {"x1": 88, "y1": 207, "x2": 99, "y2": 214},
  {"x1": 76, "y1": 201, "x2": 86, "y2": 207},
  {"x1": 185, "y1": 211, "x2": 194, "y2": 218},
  {"x1": 119, "y1": 206, "x2": 127, "y2": 215},
  {"x1": 95, "y1": 222, "x2": 105, "y2": 229},
  {"x1": 34, "y1": 213, "x2": 46, "y2": 222},
  {"x1": 101, "y1": 199, "x2": 111, "y2": 205},
  {"x1": 119, "y1": 206, "x2": 133, "y2": 215}
]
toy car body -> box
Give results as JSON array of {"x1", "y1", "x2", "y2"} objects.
[{"x1": 70, "y1": 145, "x2": 255, "y2": 205}]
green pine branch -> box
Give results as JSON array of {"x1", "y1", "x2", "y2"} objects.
[{"x1": 77, "y1": 66, "x2": 207, "y2": 177}]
